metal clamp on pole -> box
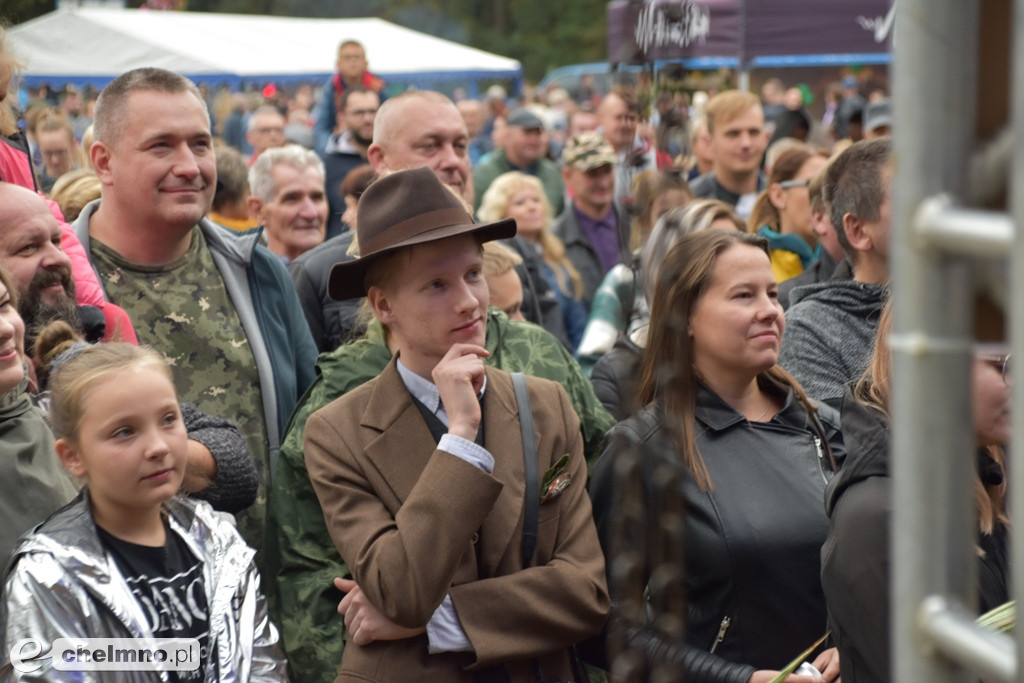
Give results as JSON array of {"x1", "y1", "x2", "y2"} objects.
[
  {"x1": 917, "y1": 595, "x2": 1016, "y2": 683},
  {"x1": 914, "y1": 194, "x2": 1014, "y2": 259}
]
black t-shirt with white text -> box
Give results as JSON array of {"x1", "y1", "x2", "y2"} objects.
[{"x1": 98, "y1": 520, "x2": 210, "y2": 682}]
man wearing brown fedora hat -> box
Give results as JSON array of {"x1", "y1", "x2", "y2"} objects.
[
  {"x1": 269, "y1": 97, "x2": 615, "y2": 682},
  {"x1": 301, "y1": 167, "x2": 608, "y2": 682}
]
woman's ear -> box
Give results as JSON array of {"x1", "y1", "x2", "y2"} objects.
[
  {"x1": 767, "y1": 182, "x2": 787, "y2": 212},
  {"x1": 55, "y1": 438, "x2": 87, "y2": 479}
]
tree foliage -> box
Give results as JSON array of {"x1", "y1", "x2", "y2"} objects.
[
  {"x1": 3, "y1": 0, "x2": 609, "y2": 82},
  {"x1": 2, "y1": 0, "x2": 53, "y2": 27}
]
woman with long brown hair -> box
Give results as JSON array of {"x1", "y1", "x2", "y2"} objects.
[
  {"x1": 590, "y1": 228, "x2": 844, "y2": 682},
  {"x1": 821, "y1": 302, "x2": 1009, "y2": 682}
]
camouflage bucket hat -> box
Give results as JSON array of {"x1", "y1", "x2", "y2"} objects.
[{"x1": 562, "y1": 132, "x2": 616, "y2": 172}]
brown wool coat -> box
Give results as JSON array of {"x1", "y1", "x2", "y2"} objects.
[{"x1": 304, "y1": 359, "x2": 610, "y2": 682}]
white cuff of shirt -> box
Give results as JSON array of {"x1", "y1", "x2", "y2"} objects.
[
  {"x1": 426, "y1": 594, "x2": 472, "y2": 653},
  {"x1": 438, "y1": 434, "x2": 494, "y2": 474}
]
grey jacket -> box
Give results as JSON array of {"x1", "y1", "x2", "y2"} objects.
[
  {"x1": 180, "y1": 402, "x2": 258, "y2": 514},
  {"x1": 551, "y1": 202, "x2": 630, "y2": 310},
  {"x1": 73, "y1": 202, "x2": 318, "y2": 480},
  {"x1": 778, "y1": 253, "x2": 845, "y2": 310},
  {"x1": 778, "y1": 277, "x2": 888, "y2": 409},
  {"x1": 1, "y1": 493, "x2": 287, "y2": 682}
]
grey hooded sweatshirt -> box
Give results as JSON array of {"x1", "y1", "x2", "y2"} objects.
[{"x1": 777, "y1": 277, "x2": 887, "y2": 409}]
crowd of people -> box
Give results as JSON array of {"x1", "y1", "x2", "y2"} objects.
[{"x1": 0, "y1": 24, "x2": 1008, "y2": 683}]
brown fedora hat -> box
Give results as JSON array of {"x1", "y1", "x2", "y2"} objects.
[{"x1": 328, "y1": 167, "x2": 517, "y2": 300}]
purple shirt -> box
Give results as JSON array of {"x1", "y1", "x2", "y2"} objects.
[{"x1": 574, "y1": 205, "x2": 621, "y2": 275}]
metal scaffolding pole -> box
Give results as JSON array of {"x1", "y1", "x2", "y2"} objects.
[
  {"x1": 890, "y1": 0, "x2": 980, "y2": 681},
  {"x1": 1011, "y1": 0, "x2": 1024, "y2": 679}
]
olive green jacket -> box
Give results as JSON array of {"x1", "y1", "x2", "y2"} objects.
[{"x1": 266, "y1": 308, "x2": 614, "y2": 683}]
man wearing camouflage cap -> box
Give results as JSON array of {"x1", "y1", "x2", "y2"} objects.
[{"x1": 552, "y1": 132, "x2": 630, "y2": 309}]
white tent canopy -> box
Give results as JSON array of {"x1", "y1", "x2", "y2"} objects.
[{"x1": 9, "y1": 7, "x2": 522, "y2": 89}]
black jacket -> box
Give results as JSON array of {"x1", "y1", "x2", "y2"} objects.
[
  {"x1": 288, "y1": 231, "x2": 365, "y2": 353},
  {"x1": 588, "y1": 334, "x2": 642, "y2": 422},
  {"x1": 552, "y1": 202, "x2": 630, "y2": 310},
  {"x1": 778, "y1": 253, "x2": 845, "y2": 310},
  {"x1": 590, "y1": 381, "x2": 844, "y2": 683},
  {"x1": 820, "y1": 392, "x2": 1009, "y2": 683},
  {"x1": 504, "y1": 236, "x2": 572, "y2": 350}
]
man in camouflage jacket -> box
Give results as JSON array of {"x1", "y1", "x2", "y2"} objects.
[{"x1": 267, "y1": 307, "x2": 615, "y2": 682}]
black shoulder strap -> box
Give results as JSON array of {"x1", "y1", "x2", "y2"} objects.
[
  {"x1": 511, "y1": 372, "x2": 538, "y2": 569},
  {"x1": 512, "y1": 373, "x2": 589, "y2": 682}
]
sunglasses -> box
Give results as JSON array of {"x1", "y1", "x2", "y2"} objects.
[{"x1": 778, "y1": 179, "x2": 811, "y2": 189}]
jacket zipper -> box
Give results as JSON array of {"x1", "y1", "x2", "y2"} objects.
[
  {"x1": 710, "y1": 616, "x2": 731, "y2": 653},
  {"x1": 814, "y1": 436, "x2": 828, "y2": 483}
]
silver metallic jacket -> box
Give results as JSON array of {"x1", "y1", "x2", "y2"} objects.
[{"x1": 0, "y1": 492, "x2": 288, "y2": 682}]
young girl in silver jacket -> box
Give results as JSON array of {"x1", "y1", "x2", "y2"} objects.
[{"x1": 1, "y1": 341, "x2": 286, "y2": 682}]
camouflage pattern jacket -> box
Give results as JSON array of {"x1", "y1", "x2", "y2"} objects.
[
  {"x1": 73, "y1": 203, "x2": 319, "y2": 478},
  {"x1": 267, "y1": 308, "x2": 615, "y2": 683}
]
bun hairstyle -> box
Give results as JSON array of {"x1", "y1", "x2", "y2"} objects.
[{"x1": 32, "y1": 320, "x2": 81, "y2": 392}]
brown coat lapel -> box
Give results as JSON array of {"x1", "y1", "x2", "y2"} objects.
[
  {"x1": 305, "y1": 357, "x2": 609, "y2": 683},
  {"x1": 355, "y1": 359, "x2": 529, "y2": 573}
]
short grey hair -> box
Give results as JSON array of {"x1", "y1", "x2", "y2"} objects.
[{"x1": 248, "y1": 144, "x2": 325, "y2": 203}]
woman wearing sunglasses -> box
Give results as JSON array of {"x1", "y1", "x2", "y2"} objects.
[{"x1": 747, "y1": 145, "x2": 829, "y2": 283}]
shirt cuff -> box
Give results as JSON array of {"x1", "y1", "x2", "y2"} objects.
[
  {"x1": 425, "y1": 594, "x2": 472, "y2": 654},
  {"x1": 438, "y1": 434, "x2": 494, "y2": 474}
]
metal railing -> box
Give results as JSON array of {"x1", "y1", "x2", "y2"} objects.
[{"x1": 892, "y1": 0, "x2": 1020, "y2": 680}]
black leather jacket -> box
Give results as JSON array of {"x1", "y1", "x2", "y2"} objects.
[
  {"x1": 289, "y1": 231, "x2": 365, "y2": 353},
  {"x1": 590, "y1": 380, "x2": 845, "y2": 683},
  {"x1": 589, "y1": 334, "x2": 642, "y2": 422}
]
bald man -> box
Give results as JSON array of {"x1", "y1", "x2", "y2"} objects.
[
  {"x1": 0, "y1": 182, "x2": 136, "y2": 351},
  {"x1": 367, "y1": 91, "x2": 473, "y2": 203},
  {"x1": 597, "y1": 91, "x2": 657, "y2": 204},
  {"x1": 0, "y1": 183, "x2": 79, "y2": 343},
  {"x1": 288, "y1": 90, "x2": 477, "y2": 353}
]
